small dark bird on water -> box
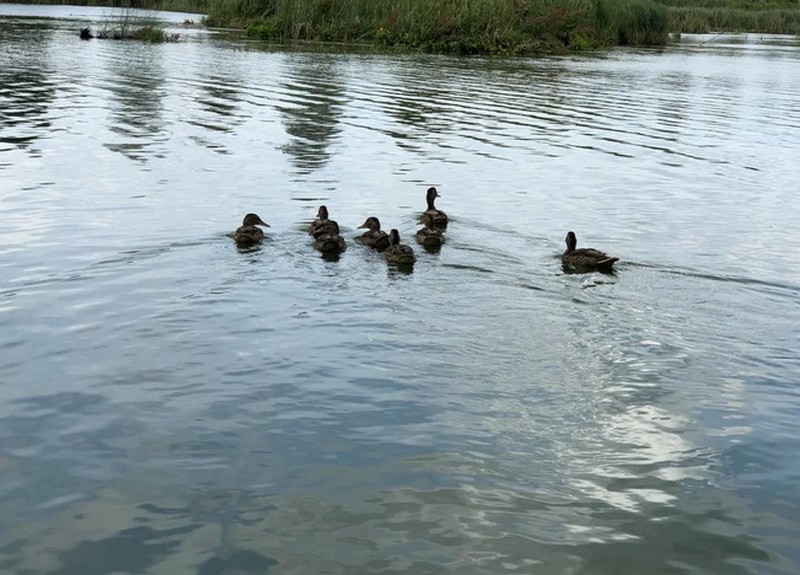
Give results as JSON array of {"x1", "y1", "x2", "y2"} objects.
[
  {"x1": 79, "y1": 27, "x2": 93, "y2": 40},
  {"x1": 234, "y1": 213, "x2": 270, "y2": 247},
  {"x1": 415, "y1": 214, "x2": 444, "y2": 250},
  {"x1": 384, "y1": 229, "x2": 416, "y2": 266},
  {"x1": 420, "y1": 186, "x2": 448, "y2": 228},
  {"x1": 561, "y1": 231, "x2": 619, "y2": 273},
  {"x1": 308, "y1": 205, "x2": 339, "y2": 238},
  {"x1": 357, "y1": 216, "x2": 390, "y2": 251},
  {"x1": 313, "y1": 220, "x2": 346, "y2": 255}
]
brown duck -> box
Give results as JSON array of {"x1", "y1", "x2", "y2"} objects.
[
  {"x1": 308, "y1": 205, "x2": 339, "y2": 237},
  {"x1": 562, "y1": 231, "x2": 619, "y2": 273},
  {"x1": 234, "y1": 213, "x2": 270, "y2": 246},
  {"x1": 314, "y1": 220, "x2": 346, "y2": 255},
  {"x1": 357, "y1": 216, "x2": 390, "y2": 250},
  {"x1": 384, "y1": 229, "x2": 416, "y2": 266},
  {"x1": 420, "y1": 186, "x2": 448, "y2": 228},
  {"x1": 415, "y1": 214, "x2": 444, "y2": 249}
]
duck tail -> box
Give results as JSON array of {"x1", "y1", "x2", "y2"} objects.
[{"x1": 597, "y1": 257, "x2": 619, "y2": 270}]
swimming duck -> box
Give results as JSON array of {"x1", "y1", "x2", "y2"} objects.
[
  {"x1": 415, "y1": 215, "x2": 444, "y2": 249},
  {"x1": 562, "y1": 231, "x2": 619, "y2": 273},
  {"x1": 420, "y1": 186, "x2": 448, "y2": 228},
  {"x1": 234, "y1": 213, "x2": 270, "y2": 246},
  {"x1": 357, "y1": 216, "x2": 390, "y2": 251},
  {"x1": 384, "y1": 229, "x2": 416, "y2": 266},
  {"x1": 308, "y1": 205, "x2": 339, "y2": 237},
  {"x1": 313, "y1": 220, "x2": 346, "y2": 255}
]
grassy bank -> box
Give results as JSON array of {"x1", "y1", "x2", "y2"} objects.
[{"x1": 206, "y1": 0, "x2": 671, "y2": 55}]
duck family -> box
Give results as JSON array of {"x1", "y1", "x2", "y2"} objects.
[{"x1": 233, "y1": 188, "x2": 619, "y2": 273}]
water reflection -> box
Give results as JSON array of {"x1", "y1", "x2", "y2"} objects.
[
  {"x1": 0, "y1": 23, "x2": 56, "y2": 154},
  {"x1": 194, "y1": 74, "x2": 243, "y2": 132},
  {"x1": 103, "y1": 44, "x2": 166, "y2": 161},
  {"x1": 277, "y1": 54, "x2": 345, "y2": 174}
]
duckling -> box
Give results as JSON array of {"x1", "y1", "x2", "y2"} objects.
[
  {"x1": 384, "y1": 229, "x2": 416, "y2": 266},
  {"x1": 313, "y1": 220, "x2": 346, "y2": 255},
  {"x1": 234, "y1": 213, "x2": 270, "y2": 246},
  {"x1": 308, "y1": 205, "x2": 339, "y2": 237},
  {"x1": 357, "y1": 216, "x2": 390, "y2": 251},
  {"x1": 562, "y1": 231, "x2": 619, "y2": 273},
  {"x1": 420, "y1": 186, "x2": 448, "y2": 228},
  {"x1": 415, "y1": 215, "x2": 444, "y2": 249}
]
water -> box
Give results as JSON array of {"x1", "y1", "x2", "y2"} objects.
[{"x1": 1, "y1": 5, "x2": 799, "y2": 573}]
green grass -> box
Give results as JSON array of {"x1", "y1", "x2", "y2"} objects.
[
  {"x1": 88, "y1": 9, "x2": 181, "y2": 42},
  {"x1": 656, "y1": 0, "x2": 800, "y2": 33},
  {"x1": 96, "y1": 24, "x2": 172, "y2": 41},
  {"x1": 667, "y1": 6, "x2": 800, "y2": 33},
  {"x1": 206, "y1": 0, "x2": 670, "y2": 54}
]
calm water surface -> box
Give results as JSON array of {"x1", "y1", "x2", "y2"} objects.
[{"x1": 1, "y1": 5, "x2": 799, "y2": 574}]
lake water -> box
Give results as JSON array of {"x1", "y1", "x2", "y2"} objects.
[{"x1": 1, "y1": 4, "x2": 799, "y2": 574}]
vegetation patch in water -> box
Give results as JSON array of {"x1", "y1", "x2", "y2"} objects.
[
  {"x1": 76, "y1": 9, "x2": 180, "y2": 42},
  {"x1": 207, "y1": 0, "x2": 671, "y2": 54},
  {"x1": 93, "y1": 23, "x2": 177, "y2": 41}
]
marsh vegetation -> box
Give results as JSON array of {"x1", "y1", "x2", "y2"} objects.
[
  {"x1": 75, "y1": 8, "x2": 181, "y2": 41},
  {"x1": 661, "y1": 0, "x2": 800, "y2": 34},
  {"x1": 206, "y1": 0, "x2": 671, "y2": 54}
]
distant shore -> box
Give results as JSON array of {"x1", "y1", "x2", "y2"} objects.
[{"x1": 3, "y1": 0, "x2": 798, "y2": 53}]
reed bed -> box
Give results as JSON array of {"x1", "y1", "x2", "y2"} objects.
[
  {"x1": 206, "y1": 0, "x2": 671, "y2": 54},
  {"x1": 667, "y1": 6, "x2": 800, "y2": 33}
]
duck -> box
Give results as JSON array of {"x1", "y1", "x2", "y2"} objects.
[
  {"x1": 415, "y1": 215, "x2": 444, "y2": 249},
  {"x1": 357, "y1": 216, "x2": 390, "y2": 250},
  {"x1": 234, "y1": 213, "x2": 270, "y2": 246},
  {"x1": 420, "y1": 186, "x2": 448, "y2": 228},
  {"x1": 308, "y1": 205, "x2": 339, "y2": 237},
  {"x1": 384, "y1": 229, "x2": 416, "y2": 266},
  {"x1": 313, "y1": 220, "x2": 346, "y2": 255},
  {"x1": 561, "y1": 231, "x2": 619, "y2": 273}
]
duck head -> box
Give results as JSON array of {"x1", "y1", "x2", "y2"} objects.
[
  {"x1": 565, "y1": 231, "x2": 577, "y2": 253},
  {"x1": 426, "y1": 187, "x2": 440, "y2": 209},
  {"x1": 316, "y1": 205, "x2": 329, "y2": 220},
  {"x1": 358, "y1": 217, "x2": 381, "y2": 231},
  {"x1": 242, "y1": 213, "x2": 270, "y2": 227},
  {"x1": 388, "y1": 228, "x2": 401, "y2": 246}
]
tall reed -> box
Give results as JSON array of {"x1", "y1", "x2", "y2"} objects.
[{"x1": 668, "y1": 6, "x2": 800, "y2": 33}]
